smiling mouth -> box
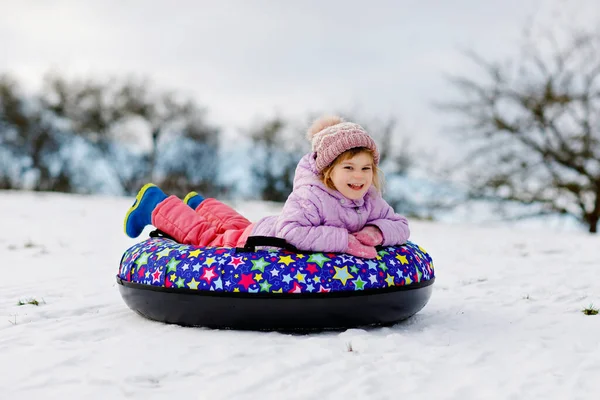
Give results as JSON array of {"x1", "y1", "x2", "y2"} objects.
[{"x1": 348, "y1": 183, "x2": 364, "y2": 191}]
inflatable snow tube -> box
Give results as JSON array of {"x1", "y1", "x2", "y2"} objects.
[{"x1": 116, "y1": 232, "x2": 435, "y2": 331}]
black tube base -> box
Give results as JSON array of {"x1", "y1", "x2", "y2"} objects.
[{"x1": 117, "y1": 278, "x2": 434, "y2": 332}]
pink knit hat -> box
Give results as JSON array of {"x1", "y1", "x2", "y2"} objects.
[{"x1": 307, "y1": 115, "x2": 380, "y2": 173}]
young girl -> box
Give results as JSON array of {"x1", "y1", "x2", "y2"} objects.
[{"x1": 124, "y1": 115, "x2": 410, "y2": 259}]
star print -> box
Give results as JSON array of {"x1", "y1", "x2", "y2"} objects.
[
  {"x1": 349, "y1": 265, "x2": 359, "y2": 274},
  {"x1": 213, "y1": 278, "x2": 223, "y2": 290},
  {"x1": 288, "y1": 282, "x2": 303, "y2": 293},
  {"x1": 333, "y1": 266, "x2": 354, "y2": 286},
  {"x1": 368, "y1": 274, "x2": 378, "y2": 284},
  {"x1": 251, "y1": 257, "x2": 270, "y2": 273},
  {"x1": 270, "y1": 267, "x2": 280, "y2": 277},
  {"x1": 228, "y1": 256, "x2": 244, "y2": 269},
  {"x1": 259, "y1": 280, "x2": 272, "y2": 292},
  {"x1": 318, "y1": 285, "x2": 331, "y2": 293},
  {"x1": 354, "y1": 276, "x2": 367, "y2": 290},
  {"x1": 175, "y1": 277, "x2": 186, "y2": 288},
  {"x1": 307, "y1": 253, "x2": 331, "y2": 268},
  {"x1": 135, "y1": 252, "x2": 150, "y2": 267},
  {"x1": 165, "y1": 258, "x2": 179, "y2": 273},
  {"x1": 186, "y1": 249, "x2": 201, "y2": 258},
  {"x1": 155, "y1": 248, "x2": 171, "y2": 260},
  {"x1": 238, "y1": 273, "x2": 256, "y2": 290},
  {"x1": 294, "y1": 271, "x2": 306, "y2": 283},
  {"x1": 254, "y1": 273, "x2": 263, "y2": 281},
  {"x1": 192, "y1": 263, "x2": 201, "y2": 272},
  {"x1": 201, "y1": 267, "x2": 217, "y2": 283},
  {"x1": 204, "y1": 257, "x2": 216, "y2": 267},
  {"x1": 278, "y1": 255, "x2": 294, "y2": 266},
  {"x1": 151, "y1": 270, "x2": 162, "y2": 283},
  {"x1": 187, "y1": 278, "x2": 200, "y2": 290},
  {"x1": 396, "y1": 255, "x2": 408, "y2": 265},
  {"x1": 339, "y1": 255, "x2": 354, "y2": 264},
  {"x1": 282, "y1": 274, "x2": 293, "y2": 284},
  {"x1": 306, "y1": 283, "x2": 315, "y2": 292},
  {"x1": 366, "y1": 260, "x2": 378, "y2": 270},
  {"x1": 385, "y1": 274, "x2": 395, "y2": 287},
  {"x1": 305, "y1": 264, "x2": 319, "y2": 275}
]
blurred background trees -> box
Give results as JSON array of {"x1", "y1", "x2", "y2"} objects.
[
  {"x1": 246, "y1": 116, "x2": 306, "y2": 203},
  {"x1": 0, "y1": 73, "x2": 429, "y2": 219},
  {"x1": 440, "y1": 24, "x2": 600, "y2": 233},
  {"x1": 0, "y1": 73, "x2": 222, "y2": 198},
  {"x1": 244, "y1": 112, "x2": 435, "y2": 219},
  {"x1": 4, "y1": 16, "x2": 600, "y2": 235}
]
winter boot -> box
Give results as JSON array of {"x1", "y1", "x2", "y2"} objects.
[
  {"x1": 183, "y1": 191, "x2": 205, "y2": 210},
  {"x1": 124, "y1": 183, "x2": 168, "y2": 238}
]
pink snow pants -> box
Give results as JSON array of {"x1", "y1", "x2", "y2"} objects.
[{"x1": 151, "y1": 196, "x2": 254, "y2": 247}]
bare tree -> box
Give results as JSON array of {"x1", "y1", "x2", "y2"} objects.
[{"x1": 439, "y1": 26, "x2": 600, "y2": 233}]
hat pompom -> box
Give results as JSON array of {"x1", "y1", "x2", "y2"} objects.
[{"x1": 306, "y1": 115, "x2": 344, "y2": 140}]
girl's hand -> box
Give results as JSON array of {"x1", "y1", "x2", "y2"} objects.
[
  {"x1": 352, "y1": 225, "x2": 383, "y2": 246},
  {"x1": 346, "y1": 234, "x2": 378, "y2": 259}
]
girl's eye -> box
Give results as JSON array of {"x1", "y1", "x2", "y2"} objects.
[
  {"x1": 362, "y1": 167, "x2": 371, "y2": 171},
  {"x1": 344, "y1": 166, "x2": 353, "y2": 170}
]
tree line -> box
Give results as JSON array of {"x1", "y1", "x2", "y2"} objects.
[
  {"x1": 0, "y1": 72, "x2": 426, "y2": 218},
  {"x1": 1, "y1": 21, "x2": 599, "y2": 233}
]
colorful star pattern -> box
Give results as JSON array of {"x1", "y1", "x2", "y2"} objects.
[{"x1": 118, "y1": 239, "x2": 434, "y2": 294}]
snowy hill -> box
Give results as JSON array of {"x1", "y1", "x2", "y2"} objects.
[{"x1": 1, "y1": 190, "x2": 598, "y2": 399}]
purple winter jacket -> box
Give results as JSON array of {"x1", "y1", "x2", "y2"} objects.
[{"x1": 251, "y1": 152, "x2": 410, "y2": 252}]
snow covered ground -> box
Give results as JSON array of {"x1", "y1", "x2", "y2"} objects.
[{"x1": 1, "y1": 190, "x2": 598, "y2": 399}]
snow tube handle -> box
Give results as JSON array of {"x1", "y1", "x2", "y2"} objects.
[
  {"x1": 236, "y1": 236, "x2": 300, "y2": 253},
  {"x1": 149, "y1": 230, "x2": 300, "y2": 253}
]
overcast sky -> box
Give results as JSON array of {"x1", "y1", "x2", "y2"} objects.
[{"x1": 2, "y1": 0, "x2": 599, "y2": 154}]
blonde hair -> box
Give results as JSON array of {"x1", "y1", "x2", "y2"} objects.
[{"x1": 320, "y1": 147, "x2": 384, "y2": 193}]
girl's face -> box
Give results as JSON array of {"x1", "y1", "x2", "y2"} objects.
[{"x1": 330, "y1": 152, "x2": 374, "y2": 200}]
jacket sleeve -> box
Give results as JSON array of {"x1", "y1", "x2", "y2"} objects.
[
  {"x1": 275, "y1": 188, "x2": 348, "y2": 253},
  {"x1": 366, "y1": 197, "x2": 410, "y2": 246}
]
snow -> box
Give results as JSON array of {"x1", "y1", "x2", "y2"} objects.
[{"x1": 1, "y1": 190, "x2": 599, "y2": 399}]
